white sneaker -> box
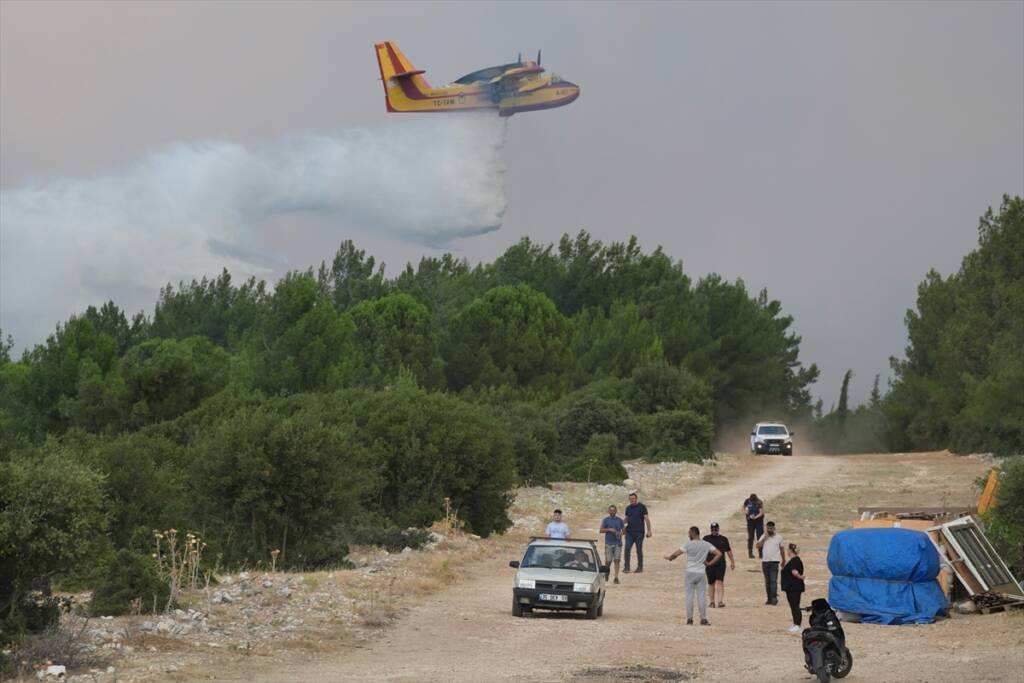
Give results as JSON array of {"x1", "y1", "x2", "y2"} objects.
[{"x1": 788, "y1": 624, "x2": 801, "y2": 634}]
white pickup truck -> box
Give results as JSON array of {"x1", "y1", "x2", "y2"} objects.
[{"x1": 750, "y1": 422, "x2": 794, "y2": 456}]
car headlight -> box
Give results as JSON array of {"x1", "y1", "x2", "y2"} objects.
[
  {"x1": 573, "y1": 583, "x2": 593, "y2": 593},
  {"x1": 785, "y1": 441, "x2": 792, "y2": 446},
  {"x1": 517, "y1": 579, "x2": 535, "y2": 590}
]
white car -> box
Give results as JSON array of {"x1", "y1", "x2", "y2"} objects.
[
  {"x1": 750, "y1": 422, "x2": 794, "y2": 456},
  {"x1": 508, "y1": 538, "x2": 608, "y2": 618}
]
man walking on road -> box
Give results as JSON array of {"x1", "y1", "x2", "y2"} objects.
[
  {"x1": 598, "y1": 505, "x2": 625, "y2": 584},
  {"x1": 664, "y1": 526, "x2": 722, "y2": 625},
  {"x1": 623, "y1": 493, "x2": 652, "y2": 573},
  {"x1": 743, "y1": 493, "x2": 765, "y2": 559},
  {"x1": 703, "y1": 522, "x2": 735, "y2": 608},
  {"x1": 757, "y1": 521, "x2": 786, "y2": 605},
  {"x1": 545, "y1": 509, "x2": 569, "y2": 539}
]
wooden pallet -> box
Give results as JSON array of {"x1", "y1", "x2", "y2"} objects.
[{"x1": 976, "y1": 600, "x2": 1024, "y2": 615}]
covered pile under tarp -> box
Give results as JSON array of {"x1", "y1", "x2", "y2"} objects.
[{"x1": 828, "y1": 528, "x2": 949, "y2": 625}]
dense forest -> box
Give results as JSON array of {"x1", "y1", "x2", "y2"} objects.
[
  {"x1": 0, "y1": 231, "x2": 819, "y2": 630},
  {"x1": 3, "y1": 195, "x2": 1021, "y2": 638}
]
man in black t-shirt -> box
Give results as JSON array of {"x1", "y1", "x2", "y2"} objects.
[
  {"x1": 623, "y1": 492, "x2": 652, "y2": 573},
  {"x1": 703, "y1": 522, "x2": 735, "y2": 607}
]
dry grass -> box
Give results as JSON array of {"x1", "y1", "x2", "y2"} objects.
[
  {"x1": 355, "y1": 577, "x2": 398, "y2": 627},
  {"x1": 9, "y1": 615, "x2": 113, "y2": 679}
]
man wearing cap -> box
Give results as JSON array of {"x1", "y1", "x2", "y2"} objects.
[{"x1": 703, "y1": 522, "x2": 735, "y2": 608}]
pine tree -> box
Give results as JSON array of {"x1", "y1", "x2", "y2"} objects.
[
  {"x1": 837, "y1": 370, "x2": 853, "y2": 439},
  {"x1": 869, "y1": 374, "x2": 882, "y2": 409}
]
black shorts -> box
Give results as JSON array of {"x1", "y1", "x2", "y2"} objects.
[{"x1": 706, "y1": 561, "x2": 726, "y2": 582}]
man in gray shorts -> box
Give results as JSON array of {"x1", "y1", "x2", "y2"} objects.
[{"x1": 599, "y1": 505, "x2": 625, "y2": 584}]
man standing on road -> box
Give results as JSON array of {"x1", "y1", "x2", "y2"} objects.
[
  {"x1": 623, "y1": 493, "x2": 652, "y2": 573},
  {"x1": 757, "y1": 521, "x2": 786, "y2": 605},
  {"x1": 743, "y1": 494, "x2": 765, "y2": 559},
  {"x1": 598, "y1": 505, "x2": 625, "y2": 584},
  {"x1": 703, "y1": 522, "x2": 735, "y2": 608},
  {"x1": 545, "y1": 509, "x2": 569, "y2": 539},
  {"x1": 664, "y1": 526, "x2": 722, "y2": 625}
]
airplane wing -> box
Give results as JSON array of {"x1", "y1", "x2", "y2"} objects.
[{"x1": 488, "y1": 64, "x2": 545, "y2": 91}]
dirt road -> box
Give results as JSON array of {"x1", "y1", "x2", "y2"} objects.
[
  {"x1": 252, "y1": 455, "x2": 842, "y2": 682},
  {"x1": 182, "y1": 451, "x2": 1024, "y2": 683}
]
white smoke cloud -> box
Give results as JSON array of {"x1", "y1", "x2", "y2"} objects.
[{"x1": 0, "y1": 114, "x2": 507, "y2": 349}]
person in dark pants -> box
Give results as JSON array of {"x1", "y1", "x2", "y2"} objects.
[
  {"x1": 623, "y1": 492, "x2": 652, "y2": 573},
  {"x1": 757, "y1": 520, "x2": 786, "y2": 605},
  {"x1": 782, "y1": 542, "x2": 805, "y2": 633},
  {"x1": 703, "y1": 522, "x2": 735, "y2": 608},
  {"x1": 743, "y1": 493, "x2": 765, "y2": 559}
]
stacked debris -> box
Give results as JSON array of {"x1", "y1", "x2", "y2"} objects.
[
  {"x1": 847, "y1": 495, "x2": 1024, "y2": 616},
  {"x1": 928, "y1": 516, "x2": 1024, "y2": 614},
  {"x1": 827, "y1": 527, "x2": 950, "y2": 624}
]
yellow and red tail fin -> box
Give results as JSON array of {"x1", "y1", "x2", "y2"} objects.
[{"x1": 374, "y1": 41, "x2": 433, "y2": 112}]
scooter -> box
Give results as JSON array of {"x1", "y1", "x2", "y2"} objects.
[{"x1": 801, "y1": 598, "x2": 853, "y2": 683}]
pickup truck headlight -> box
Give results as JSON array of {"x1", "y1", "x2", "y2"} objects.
[
  {"x1": 573, "y1": 582, "x2": 593, "y2": 593},
  {"x1": 517, "y1": 579, "x2": 535, "y2": 590}
]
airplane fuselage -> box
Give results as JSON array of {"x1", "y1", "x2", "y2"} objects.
[{"x1": 375, "y1": 42, "x2": 579, "y2": 116}]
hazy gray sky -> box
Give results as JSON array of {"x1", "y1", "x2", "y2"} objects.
[{"x1": 2, "y1": 0, "x2": 1022, "y2": 404}]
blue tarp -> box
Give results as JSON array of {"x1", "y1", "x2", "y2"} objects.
[{"x1": 827, "y1": 528, "x2": 949, "y2": 625}]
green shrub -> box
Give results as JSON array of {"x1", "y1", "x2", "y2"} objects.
[
  {"x1": 556, "y1": 395, "x2": 640, "y2": 456},
  {"x1": 0, "y1": 449, "x2": 107, "y2": 642},
  {"x1": 332, "y1": 383, "x2": 518, "y2": 537},
  {"x1": 88, "y1": 550, "x2": 169, "y2": 616},
  {"x1": 559, "y1": 434, "x2": 628, "y2": 484},
  {"x1": 988, "y1": 457, "x2": 1024, "y2": 570},
  {"x1": 627, "y1": 362, "x2": 712, "y2": 416},
  {"x1": 644, "y1": 410, "x2": 713, "y2": 463}
]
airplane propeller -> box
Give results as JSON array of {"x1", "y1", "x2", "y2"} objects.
[
  {"x1": 537, "y1": 50, "x2": 542, "y2": 65},
  {"x1": 517, "y1": 52, "x2": 522, "y2": 64}
]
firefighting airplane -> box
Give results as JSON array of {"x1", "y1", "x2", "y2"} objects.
[{"x1": 374, "y1": 41, "x2": 580, "y2": 116}]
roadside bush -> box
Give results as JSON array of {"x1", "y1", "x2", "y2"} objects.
[
  {"x1": 559, "y1": 434, "x2": 629, "y2": 484},
  {"x1": 556, "y1": 395, "x2": 640, "y2": 456},
  {"x1": 0, "y1": 449, "x2": 107, "y2": 642},
  {"x1": 494, "y1": 401, "x2": 559, "y2": 485},
  {"x1": 644, "y1": 410, "x2": 714, "y2": 463},
  {"x1": 190, "y1": 401, "x2": 380, "y2": 567},
  {"x1": 337, "y1": 383, "x2": 517, "y2": 536},
  {"x1": 88, "y1": 549, "x2": 169, "y2": 616},
  {"x1": 7, "y1": 614, "x2": 110, "y2": 679},
  {"x1": 988, "y1": 456, "x2": 1024, "y2": 572}
]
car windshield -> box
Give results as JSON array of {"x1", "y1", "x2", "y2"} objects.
[
  {"x1": 521, "y1": 545, "x2": 597, "y2": 572},
  {"x1": 758, "y1": 426, "x2": 788, "y2": 435}
]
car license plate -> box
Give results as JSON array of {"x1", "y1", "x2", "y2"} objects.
[{"x1": 539, "y1": 593, "x2": 568, "y2": 602}]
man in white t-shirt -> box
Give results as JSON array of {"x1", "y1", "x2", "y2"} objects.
[
  {"x1": 545, "y1": 509, "x2": 570, "y2": 539},
  {"x1": 756, "y1": 520, "x2": 786, "y2": 605},
  {"x1": 664, "y1": 526, "x2": 723, "y2": 625}
]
